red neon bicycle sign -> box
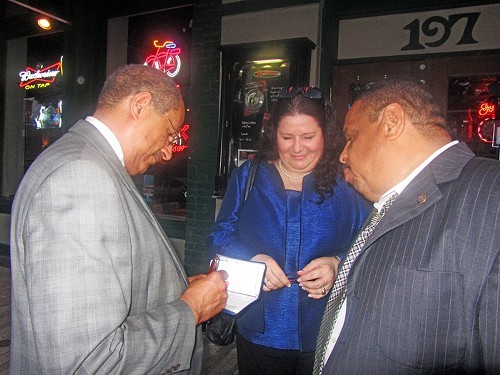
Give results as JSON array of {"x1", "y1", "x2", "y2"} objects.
[{"x1": 144, "y1": 40, "x2": 182, "y2": 78}]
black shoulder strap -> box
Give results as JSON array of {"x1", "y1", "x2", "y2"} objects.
[{"x1": 244, "y1": 159, "x2": 259, "y2": 202}]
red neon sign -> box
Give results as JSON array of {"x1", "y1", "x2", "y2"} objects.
[
  {"x1": 478, "y1": 102, "x2": 496, "y2": 117},
  {"x1": 19, "y1": 60, "x2": 62, "y2": 89},
  {"x1": 478, "y1": 118, "x2": 494, "y2": 143},
  {"x1": 144, "y1": 40, "x2": 182, "y2": 78},
  {"x1": 172, "y1": 124, "x2": 189, "y2": 153}
]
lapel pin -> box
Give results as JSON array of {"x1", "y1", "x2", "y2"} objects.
[{"x1": 418, "y1": 194, "x2": 427, "y2": 204}]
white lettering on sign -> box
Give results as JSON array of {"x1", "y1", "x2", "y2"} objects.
[{"x1": 19, "y1": 61, "x2": 62, "y2": 88}]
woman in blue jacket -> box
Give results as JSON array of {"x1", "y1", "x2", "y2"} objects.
[{"x1": 207, "y1": 87, "x2": 370, "y2": 375}]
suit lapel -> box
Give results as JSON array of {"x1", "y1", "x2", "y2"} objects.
[{"x1": 70, "y1": 121, "x2": 189, "y2": 283}]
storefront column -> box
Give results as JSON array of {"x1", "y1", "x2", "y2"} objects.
[{"x1": 183, "y1": 0, "x2": 222, "y2": 275}]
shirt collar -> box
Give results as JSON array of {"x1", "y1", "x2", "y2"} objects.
[
  {"x1": 86, "y1": 116, "x2": 125, "y2": 167},
  {"x1": 374, "y1": 140, "x2": 458, "y2": 212}
]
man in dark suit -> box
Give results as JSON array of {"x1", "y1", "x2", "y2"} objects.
[
  {"x1": 10, "y1": 65, "x2": 228, "y2": 374},
  {"x1": 315, "y1": 79, "x2": 499, "y2": 374}
]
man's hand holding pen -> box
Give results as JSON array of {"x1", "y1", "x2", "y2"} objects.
[{"x1": 181, "y1": 270, "x2": 229, "y2": 325}]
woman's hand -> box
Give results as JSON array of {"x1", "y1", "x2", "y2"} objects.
[
  {"x1": 251, "y1": 254, "x2": 291, "y2": 292},
  {"x1": 297, "y1": 256, "x2": 341, "y2": 299}
]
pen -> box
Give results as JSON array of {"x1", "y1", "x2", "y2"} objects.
[{"x1": 208, "y1": 254, "x2": 220, "y2": 274}]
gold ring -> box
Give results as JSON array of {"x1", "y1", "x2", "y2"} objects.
[{"x1": 321, "y1": 286, "x2": 326, "y2": 295}]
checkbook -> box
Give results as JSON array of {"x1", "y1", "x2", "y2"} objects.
[{"x1": 209, "y1": 254, "x2": 266, "y2": 315}]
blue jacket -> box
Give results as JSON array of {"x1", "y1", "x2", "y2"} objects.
[{"x1": 207, "y1": 160, "x2": 370, "y2": 352}]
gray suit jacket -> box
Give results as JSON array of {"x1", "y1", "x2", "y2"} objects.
[
  {"x1": 323, "y1": 143, "x2": 499, "y2": 374},
  {"x1": 10, "y1": 120, "x2": 202, "y2": 374}
]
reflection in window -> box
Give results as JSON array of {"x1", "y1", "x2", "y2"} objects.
[
  {"x1": 127, "y1": 6, "x2": 192, "y2": 218},
  {"x1": 447, "y1": 76, "x2": 500, "y2": 159},
  {"x1": 23, "y1": 33, "x2": 65, "y2": 173},
  {"x1": 132, "y1": 147, "x2": 189, "y2": 218}
]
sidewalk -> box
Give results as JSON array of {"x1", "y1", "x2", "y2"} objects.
[{"x1": 0, "y1": 255, "x2": 10, "y2": 374}]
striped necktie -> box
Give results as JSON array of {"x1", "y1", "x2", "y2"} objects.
[{"x1": 313, "y1": 192, "x2": 398, "y2": 375}]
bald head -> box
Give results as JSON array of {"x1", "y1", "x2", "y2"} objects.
[
  {"x1": 339, "y1": 79, "x2": 453, "y2": 202},
  {"x1": 358, "y1": 79, "x2": 451, "y2": 140},
  {"x1": 92, "y1": 65, "x2": 185, "y2": 176},
  {"x1": 96, "y1": 64, "x2": 182, "y2": 117}
]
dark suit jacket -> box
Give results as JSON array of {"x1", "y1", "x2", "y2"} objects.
[
  {"x1": 10, "y1": 120, "x2": 202, "y2": 374},
  {"x1": 323, "y1": 143, "x2": 499, "y2": 374}
]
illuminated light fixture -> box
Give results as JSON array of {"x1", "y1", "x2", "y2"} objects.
[
  {"x1": 252, "y1": 59, "x2": 284, "y2": 64},
  {"x1": 8, "y1": 0, "x2": 71, "y2": 26},
  {"x1": 262, "y1": 65, "x2": 272, "y2": 68},
  {"x1": 280, "y1": 63, "x2": 287, "y2": 68},
  {"x1": 37, "y1": 18, "x2": 52, "y2": 30}
]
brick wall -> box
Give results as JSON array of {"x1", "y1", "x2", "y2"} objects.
[{"x1": 183, "y1": 0, "x2": 222, "y2": 275}]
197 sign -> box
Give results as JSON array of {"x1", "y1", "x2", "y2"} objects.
[{"x1": 401, "y1": 12, "x2": 479, "y2": 51}]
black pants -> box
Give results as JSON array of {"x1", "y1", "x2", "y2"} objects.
[{"x1": 236, "y1": 333, "x2": 315, "y2": 375}]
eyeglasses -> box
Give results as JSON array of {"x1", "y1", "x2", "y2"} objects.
[
  {"x1": 166, "y1": 113, "x2": 182, "y2": 145},
  {"x1": 277, "y1": 86, "x2": 323, "y2": 100},
  {"x1": 152, "y1": 96, "x2": 183, "y2": 145},
  {"x1": 168, "y1": 130, "x2": 182, "y2": 145}
]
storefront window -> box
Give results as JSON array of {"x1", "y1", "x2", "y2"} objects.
[
  {"x1": 23, "y1": 33, "x2": 65, "y2": 172},
  {"x1": 448, "y1": 76, "x2": 500, "y2": 159},
  {"x1": 127, "y1": 7, "x2": 192, "y2": 218},
  {"x1": 231, "y1": 58, "x2": 291, "y2": 164},
  {"x1": 214, "y1": 38, "x2": 315, "y2": 197}
]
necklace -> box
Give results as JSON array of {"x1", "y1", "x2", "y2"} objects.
[{"x1": 278, "y1": 160, "x2": 314, "y2": 179}]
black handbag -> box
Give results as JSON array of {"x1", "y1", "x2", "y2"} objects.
[
  {"x1": 203, "y1": 159, "x2": 259, "y2": 346},
  {"x1": 203, "y1": 310, "x2": 237, "y2": 346}
]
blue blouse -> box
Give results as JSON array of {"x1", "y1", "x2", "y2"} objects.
[{"x1": 207, "y1": 160, "x2": 371, "y2": 352}]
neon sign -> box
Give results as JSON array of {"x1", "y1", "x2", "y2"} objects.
[
  {"x1": 253, "y1": 70, "x2": 281, "y2": 79},
  {"x1": 478, "y1": 102, "x2": 496, "y2": 117},
  {"x1": 19, "y1": 57, "x2": 63, "y2": 89},
  {"x1": 476, "y1": 100, "x2": 497, "y2": 144},
  {"x1": 172, "y1": 124, "x2": 189, "y2": 153},
  {"x1": 144, "y1": 40, "x2": 182, "y2": 78},
  {"x1": 478, "y1": 118, "x2": 497, "y2": 143}
]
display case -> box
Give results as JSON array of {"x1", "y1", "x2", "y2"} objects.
[{"x1": 214, "y1": 38, "x2": 316, "y2": 197}]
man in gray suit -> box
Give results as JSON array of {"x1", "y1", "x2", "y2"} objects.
[
  {"x1": 10, "y1": 65, "x2": 228, "y2": 374},
  {"x1": 316, "y1": 80, "x2": 499, "y2": 374}
]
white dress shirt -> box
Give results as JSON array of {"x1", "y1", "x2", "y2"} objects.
[{"x1": 85, "y1": 116, "x2": 125, "y2": 167}]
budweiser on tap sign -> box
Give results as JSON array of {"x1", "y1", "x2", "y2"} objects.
[{"x1": 19, "y1": 57, "x2": 63, "y2": 90}]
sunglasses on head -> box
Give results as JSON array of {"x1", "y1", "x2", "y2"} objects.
[{"x1": 277, "y1": 86, "x2": 323, "y2": 100}]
